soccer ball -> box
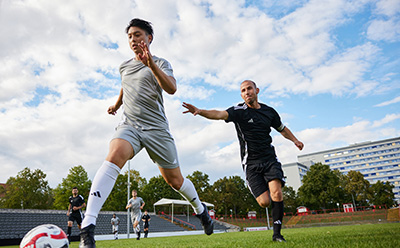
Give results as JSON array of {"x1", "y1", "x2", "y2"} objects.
[{"x1": 20, "y1": 224, "x2": 69, "y2": 248}]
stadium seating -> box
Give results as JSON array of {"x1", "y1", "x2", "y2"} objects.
[{"x1": 0, "y1": 208, "x2": 229, "y2": 244}]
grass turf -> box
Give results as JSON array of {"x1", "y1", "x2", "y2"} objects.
[{"x1": 11, "y1": 222, "x2": 400, "y2": 248}]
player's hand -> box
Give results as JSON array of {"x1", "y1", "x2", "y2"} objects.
[
  {"x1": 295, "y1": 140, "x2": 304, "y2": 150},
  {"x1": 108, "y1": 105, "x2": 118, "y2": 115},
  {"x1": 138, "y1": 41, "x2": 153, "y2": 67},
  {"x1": 73, "y1": 206, "x2": 78, "y2": 211},
  {"x1": 182, "y1": 102, "x2": 201, "y2": 116}
]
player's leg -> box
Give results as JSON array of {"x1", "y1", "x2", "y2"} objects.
[
  {"x1": 245, "y1": 163, "x2": 270, "y2": 208},
  {"x1": 133, "y1": 219, "x2": 140, "y2": 240},
  {"x1": 266, "y1": 161, "x2": 286, "y2": 242},
  {"x1": 145, "y1": 129, "x2": 213, "y2": 235},
  {"x1": 160, "y1": 167, "x2": 213, "y2": 235},
  {"x1": 268, "y1": 179, "x2": 285, "y2": 242},
  {"x1": 67, "y1": 220, "x2": 73, "y2": 243},
  {"x1": 76, "y1": 212, "x2": 83, "y2": 230},
  {"x1": 80, "y1": 138, "x2": 135, "y2": 248}
]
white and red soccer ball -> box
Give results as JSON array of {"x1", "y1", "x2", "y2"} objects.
[{"x1": 20, "y1": 224, "x2": 69, "y2": 248}]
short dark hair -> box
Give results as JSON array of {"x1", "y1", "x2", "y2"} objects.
[
  {"x1": 125, "y1": 18, "x2": 153, "y2": 37},
  {"x1": 242, "y1": 80, "x2": 257, "y2": 88},
  {"x1": 72, "y1": 187, "x2": 78, "y2": 190}
]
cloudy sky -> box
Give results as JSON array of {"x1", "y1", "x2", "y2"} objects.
[{"x1": 1, "y1": 0, "x2": 399, "y2": 188}]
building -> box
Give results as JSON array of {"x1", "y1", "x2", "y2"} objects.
[
  {"x1": 298, "y1": 137, "x2": 400, "y2": 204},
  {"x1": 282, "y1": 162, "x2": 308, "y2": 191}
]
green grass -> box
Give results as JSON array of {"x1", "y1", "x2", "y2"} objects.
[{"x1": 8, "y1": 223, "x2": 400, "y2": 248}]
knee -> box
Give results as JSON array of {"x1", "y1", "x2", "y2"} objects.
[
  {"x1": 257, "y1": 197, "x2": 270, "y2": 208},
  {"x1": 166, "y1": 178, "x2": 183, "y2": 190},
  {"x1": 270, "y1": 190, "x2": 283, "y2": 202}
]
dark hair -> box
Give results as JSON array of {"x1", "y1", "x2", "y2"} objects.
[
  {"x1": 242, "y1": 80, "x2": 257, "y2": 88},
  {"x1": 125, "y1": 18, "x2": 153, "y2": 36},
  {"x1": 72, "y1": 187, "x2": 78, "y2": 190}
]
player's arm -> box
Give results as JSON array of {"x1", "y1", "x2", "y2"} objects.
[
  {"x1": 108, "y1": 88, "x2": 123, "y2": 115},
  {"x1": 182, "y1": 102, "x2": 228, "y2": 120},
  {"x1": 279, "y1": 127, "x2": 304, "y2": 150},
  {"x1": 126, "y1": 203, "x2": 132, "y2": 210},
  {"x1": 67, "y1": 203, "x2": 71, "y2": 216},
  {"x1": 140, "y1": 202, "x2": 145, "y2": 210},
  {"x1": 138, "y1": 41, "x2": 176, "y2": 94}
]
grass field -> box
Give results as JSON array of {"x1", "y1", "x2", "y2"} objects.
[{"x1": 10, "y1": 223, "x2": 400, "y2": 248}]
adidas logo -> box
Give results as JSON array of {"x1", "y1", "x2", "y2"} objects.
[
  {"x1": 91, "y1": 191, "x2": 102, "y2": 198},
  {"x1": 248, "y1": 118, "x2": 254, "y2": 123},
  {"x1": 274, "y1": 220, "x2": 282, "y2": 225},
  {"x1": 190, "y1": 197, "x2": 197, "y2": 202}
]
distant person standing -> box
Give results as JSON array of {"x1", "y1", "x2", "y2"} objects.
[
  {"x1": 126, "y1": 190, "x2": 145, "y2": 240},
  {"x1": 67, "y1": 187, "x2": 86, "y2": 243},
  {"x1": 110, "y1": 213, "x2": 120, "y2": 240},
  {"x1": 141, "y1": 210, "x2": 151, "y2": 238}
]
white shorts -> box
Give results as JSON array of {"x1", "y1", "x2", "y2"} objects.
[
  {"x1": 113, "y1": 124, "x2": 179, "y2": 169},
  {"x1": 112, "y1": 225, "x2": 118, "y2": 232}
]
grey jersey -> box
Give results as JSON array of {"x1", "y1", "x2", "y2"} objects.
[
  {"x1": 127, "y1": 197, "x2": 144, "y2": 216},
  {"x1": 111, "y1": 216, "x2": 120, "y2": 226},
  {"x1": 119, "y1": 56, "x2": 174, "y2": 130}
]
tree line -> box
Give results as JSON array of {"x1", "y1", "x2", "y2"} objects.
[{"x1": 0, "y1": 163, "x2": 396, "y2": 217}]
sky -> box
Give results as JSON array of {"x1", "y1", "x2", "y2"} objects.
[{"x1": 0, "y1": 0, "x2": 399, "y2": 189}]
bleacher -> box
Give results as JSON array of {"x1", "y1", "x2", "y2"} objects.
[{"x1": 0, "y1": 208, "x2": 232, "y2": 245}]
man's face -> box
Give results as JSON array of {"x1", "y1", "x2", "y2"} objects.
[
  {"x1": 132, "y1": 190, "x2": 137, "y2": 197},
  {"x1": 240, "y1": 81, "x2": 259, "y2": 106},
  {"x1": 72, "y1": 188, "x2": 78, "y2": 195},
  {"x1": 127, "y1": 26, "x2": 152, "y2": 55}
]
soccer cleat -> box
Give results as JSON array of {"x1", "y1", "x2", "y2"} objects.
[
  {"x1": 79, "y1": 224, "x2": 96, "y2": 248},
  {"x1": 272, "y1": 235, "x2": 286, "y2": 242},
  {"x1": 137, "y1": 231, "x2": 141, "y2": 240},
  {"x1": 196, "y1": 203, "x2": 214, "y2": 235}
]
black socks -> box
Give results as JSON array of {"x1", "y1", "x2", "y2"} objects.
[{"x1": 271, "y1": 200, "x2": 284, "y2": 237}]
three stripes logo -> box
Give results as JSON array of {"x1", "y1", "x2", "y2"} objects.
[
  {"x1": 274, "y1": 220, "x2": 282, "y2": 225},
  {"x1": 91, "y1": 191, "x2": 102, "y2": 198},
  {"x1": 248, "y1": 118, "x2": 254, "y2": 123}
]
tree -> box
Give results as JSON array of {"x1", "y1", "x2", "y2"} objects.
[
  {"x1": 186, "y1": 171, "x2": 211, "y2": 200},
  {"x1": 282, "y1": 186, "x2": 298, "y2": 214},
  {"x1": 102, "y1": 169, "x2": 146, "y2": 211},
  {"x1": 342, "y1": 170, "x2": 372, "y2": 207},
  {"x1": 370, "y1": 180, "x2": 395, "y2": 207},
  {"x1": 0, "y1": 167, "x2": 53, "y2": 209},
  {"x1": 53, "y1": 165, "x2": 92, "y2": 210},
  {"x1": 297, "y1": 163, "x2": 343, "y2": 210},
  {"x1": 209, "y1": 176, "x2": 256, "y2": 217}
]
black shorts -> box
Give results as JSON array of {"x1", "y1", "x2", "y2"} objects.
[
  {"x1": 68, "y1": 212, "x2": 83, "y2": 225},
  {"x1": 144, "y1": 223, "x2": 149, "y2": 229},
  {"x1": 245, "y1": 161, "x2": 285, "y2": 198}
]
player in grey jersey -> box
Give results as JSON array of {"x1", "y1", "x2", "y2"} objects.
[
  {"x1": 126, "y1": 190, "x2": 145, "y2": 240},
  {"x1": 110, "y1": 213, "x2": 120, "y2": 240},
  {"x1": 79, "y1": 18, "x2": 213, "y2": 248}
]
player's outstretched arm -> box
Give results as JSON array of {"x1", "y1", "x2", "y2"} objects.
[
  {"x1": 280, "y1": 127, "x2": 304, "y2": 150},
  {"x1": 182, "y1": 102, "x2": 228, "y2": 120}
]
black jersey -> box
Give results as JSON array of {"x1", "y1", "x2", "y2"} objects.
[
  {"x1": 142, "y1": 214, "x2": 151, "y2": 224},
  {"x1": 226, "y1": 102, "x2": 285, "y2": 167},
  {"x1": 69, "y1": 195, "x2": 85, "y2": 214}
]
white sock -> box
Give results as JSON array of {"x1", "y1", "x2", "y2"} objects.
[
  {"x1": 175, "y1": 178, "x2": 204, "y2": 214},
  {"x1": 81, "y1": 161, "x2": 120, "y2": 228}
]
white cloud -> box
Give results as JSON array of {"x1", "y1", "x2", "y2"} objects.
[
  {"x1": 0, "y1": 0, "x2": 399, "y2": 188},
  {"x1": 367, "y1": 0, "x2": 400, "y2": 42},
  {"x1": 375, "y1": 96, "x2": 400, "y2": 107}
]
